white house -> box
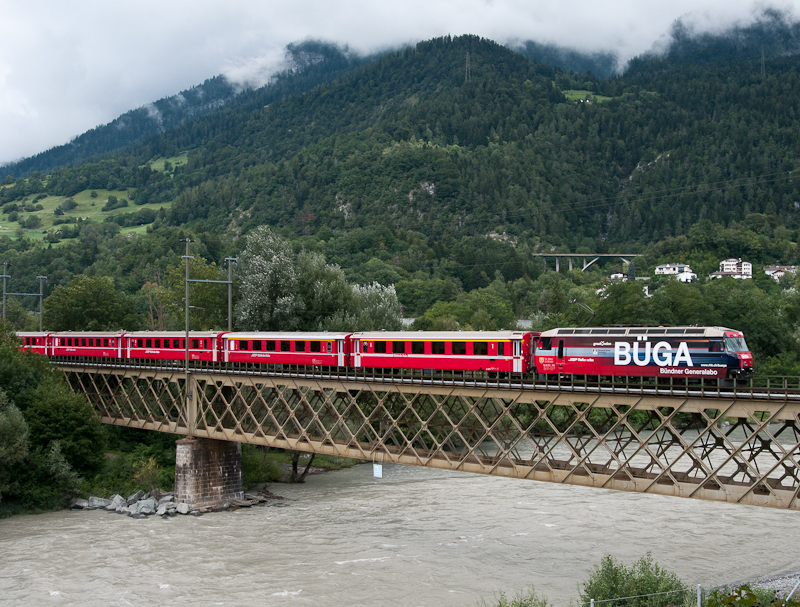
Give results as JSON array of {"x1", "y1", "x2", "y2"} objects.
[
  {"x1": 709, "y1": 258, "x2": 752, "y2": 280},
  {"x1": 764, "y1": 265, "x2": 798, "y2": 282},
  {"x1": 655, "y1": 263, "x2": 697, "y2": 283}
]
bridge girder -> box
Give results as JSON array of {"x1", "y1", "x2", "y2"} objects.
[{"x1": 59, "y1": 365, "x2": 800, "y2": 510}]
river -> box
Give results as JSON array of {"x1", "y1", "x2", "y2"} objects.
[{"x1": 1, "y1": 463, "x2": 798, "y2": 606}]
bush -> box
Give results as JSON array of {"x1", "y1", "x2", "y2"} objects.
[
  {"x1": 480, "y1": 587, "x2": 550, "y2": 607},
  {"x1": 579, "y1": 553, "x2": 687, "y2": 607},
  {"x1": 242, "y1": 444, "x2": 280, "y2": 488},
  {"x1": 707, "y1": 584, "x2": 800, "y2": 607}
]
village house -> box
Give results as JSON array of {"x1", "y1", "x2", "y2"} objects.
[
  {"x1": 764, "y1": 265, "x2": 798, "y2": 282},
  {"x1": 654, "y1": 263, "x2": 697, "y2": 283},
  {"x1": 709, "y1": 258, "x2": 752, "y2": 280}
]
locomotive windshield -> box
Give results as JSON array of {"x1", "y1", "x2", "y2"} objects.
[{"x1": 725, "y1": 336, "x2": 749, "y2": 353}]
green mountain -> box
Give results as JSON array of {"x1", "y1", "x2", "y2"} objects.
[{"x1": 2, "y1": 28, "x2": 800, "y2": 364}]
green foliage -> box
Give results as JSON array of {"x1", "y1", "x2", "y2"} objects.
[
  {"x1": 236, "y1": 226, "x2": 402, "y2": 331},
  {"x1": 46, "y1": 441, "x2": 82, "y2": 503},
  {"x1": 479, "y1": 587, "x2": 550, "y2": 607},
  {"x1": 43, "y1": 274, "x2": 136, "y2": 331},
  {"x1": 707, "y1": 584, "x2": 800, "y2": 607},
  {"x1": 241, "y1": 445, "x2": 281, "y2": 489},
  {"x1": 0, "y1": 393, "x2": 28, "y2": 503},
  {"x1": 579, "y1": 553, "x2": 688, "y2": 607},
  {"x1": 23, "y1": 377, "x2": 106, "y2": 475}
]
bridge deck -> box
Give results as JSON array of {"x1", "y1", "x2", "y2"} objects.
[{"x1": 58, "y1": 363, "x2": 800, "y2": 510}]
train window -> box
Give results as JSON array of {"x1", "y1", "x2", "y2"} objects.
[
  {"x1": 68, "y1": 338, "x2": 73, "y2": 346},
  {"x1": 87, "y1": 338, "x2": 93, "y2": 347},
  {"x1": 280, "y1": 341, "x2": 290, "y2": 352},
  {"x1": 374, "y1": 341, "x2": 386, "y2": 353},
  {"x1": 452, "y1": 342, "x2": 466, "y2": 355},
  {"x1": 144, "y1": 339, "x2": 150, "y2": 348},
  {"x1": 253, "y1": 340, "x2": 262, "y2": 351},
  {"x1": 192, "y1": 339, "x2": 199, "y2": 349},
  {"x1": 498, "y1": 342, "x2": 505, "y2": 355},
  {"x1": 295, "y1": 341, "x2": 306, "y2": 352},
  {"x1": 474, "y1": 342, "x2": 488, "y2": 356},
  {"x1": 411, "y1": 342, "x2": 424, "y2": 354},
  {"x1": 392, "y1": 341, "x2": 405, "y2": 354},
  {"x1": 103, "y1": 338, "x2": 109, "y2": 347},
  {"x1": 431, "y1": 342, "x2": 445, "y2": 355},
  {"x1": 708, "y1": 340, "x2": 724, "y2": 352},
  {"x1": 240, "y1": 340, "x2": 249, "y2": 351},
  {"x1": 80, "y1": 338, "x2": 86, "y2": 347},
  {"x1": 172, "y1": 339, "x2": 179, "y2": 349},
  {"x1": 154, "y1": 339, "x2": 161, "y2": 348},
  {"x1": 310, "y1": 341, "x2": 321, "y2": 353},
  {"x1": 266, "y1": 340, "x2": 275, "y2": 351},
  {"x1": 327, "y1": 341, "x2": 332, "y2": 353}
]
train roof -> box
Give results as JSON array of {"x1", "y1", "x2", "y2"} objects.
[
  {"x1": 352, "y1": 331, "x2": 534, "y2": 340},
  {"x1": 225, "y1": 332, "x2": 352, "y2": 339},
  {"x1": 540, "y1": 326, "x2": 744, "y2": 337},
  {"x1": 125, "y1": 331, "x2": 225, "y2": 337},
  {"x1": 49, "y1": 330, "x2": 126, "y2": 336}
]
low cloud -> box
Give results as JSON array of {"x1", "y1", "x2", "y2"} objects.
[{"x1": 0, "y1": 0, "x2": 792, "y2": 165}]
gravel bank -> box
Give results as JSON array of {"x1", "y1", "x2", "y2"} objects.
[{"x1": 732, "y1": 572, "x2": 800, "y2": 600}]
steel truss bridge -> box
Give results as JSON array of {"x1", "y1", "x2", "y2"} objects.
[{"x1": 57, "y1": 362, "x2": 800, "y2": 510}]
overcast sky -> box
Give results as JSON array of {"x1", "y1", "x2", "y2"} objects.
[{"x1": 0, "y1": 0, "x2": 796, "y2": 166}]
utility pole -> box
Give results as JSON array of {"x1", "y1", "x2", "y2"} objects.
[
  {"x1": 224, "y1": 257, "x2": 237, "y2": 331},
  {"x1": 180, "y1": 238, "x2": 195, "y2": 433},
  {"x1": 1, "y1": 262, "x2": 9, "y2": 321},
  {"x1": 36, "y1": 276, "x2": 47, "y2": 331}
]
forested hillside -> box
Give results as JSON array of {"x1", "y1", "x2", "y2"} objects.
[{"x1": 2, "y1": 26, "x2": 800, "y2": 370}]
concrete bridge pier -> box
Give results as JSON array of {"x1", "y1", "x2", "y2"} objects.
[{"x1": 174, "y1": 437, "x2": 244, "y2": 509}]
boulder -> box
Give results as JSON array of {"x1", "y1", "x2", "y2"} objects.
[
  {"x1": 176, "y1": 502, "x2": 190, "y2": 515},
  {"x1": 106, "y1": 495, "x2": 126, "y2": 511},
  {"x1": 189, "y1": 510, "x2": 202, "y2": 517},
  {"x1": 128, "y1": 512, "x2": 146, "y2": 519},
  {"x1": 88, "y1": 496, "x2": 112, "y2": 509},
  {"x1": 156, "y1": 504, "x2": 168, "y2": 516},
  {"x1": 157, "y1": 495, "x2": 174, "y2": 506},
  {"x1": 70, "y1": 498, "x2": 89, "y2": 510},
  {"x1": 126, "y1": 490, "x2": 144, "y2": 506},
  {"x1": 138, "y1": 497, "x2": 157, "y2": 515}
]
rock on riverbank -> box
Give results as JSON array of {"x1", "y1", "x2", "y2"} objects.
[{"x1": 69, "y1": 487, "x2": 286, "y2": 518}]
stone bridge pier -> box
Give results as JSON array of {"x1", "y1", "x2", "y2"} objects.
[{"x1": 174, "y1": 437, "x2": 244, "y2": 508}]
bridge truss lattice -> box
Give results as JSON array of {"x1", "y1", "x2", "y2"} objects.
[{"x1": 60, "y1": 365, "x2": 800, "y2": 510}]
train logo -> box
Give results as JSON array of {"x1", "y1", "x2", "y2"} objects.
[{"x1": 614, "y1": 341, "x2": 694, "y2": 367}]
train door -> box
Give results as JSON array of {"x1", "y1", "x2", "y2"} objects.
[
  {"x1": 352, "y1": 339, "x2": 361, "y2": 367},
  {"x1": 337, "y1": 339, "x2": 346, "y2": 367},
  {"x1": 557, "y1": 339, "x2": 565, "y2": 372},
  {"x1": 513, "y1": 340, "x2": 522, "y2": 373}
]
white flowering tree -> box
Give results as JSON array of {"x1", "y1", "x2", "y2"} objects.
[
  {"x1": 235, "y1": 226, "x2": 300, "y2": 331},
  {"x1": 235, "y1": 226, "x2": 403, "y2": 332}
]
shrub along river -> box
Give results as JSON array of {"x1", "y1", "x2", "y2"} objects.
[{"x1": 1, "y1": 463, "x2": 798, "y2": 606}]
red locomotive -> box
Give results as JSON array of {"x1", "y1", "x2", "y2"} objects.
[{"x1": 536, "y1": 326, "x2": 753, "y2": 380}]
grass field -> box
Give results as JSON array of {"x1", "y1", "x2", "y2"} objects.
[
  {"x1": 563, "y1": 89, "x2": 614, "y2": 103},
  {"x1": 0, "y1": 155, "x2": 186, "y2": 241},
  {"x1": 148, "y1": 152, "x2": 189, "y2": 173}
]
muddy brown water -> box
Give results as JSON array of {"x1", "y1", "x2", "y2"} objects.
[{"x1": 1, "y1": 464, "x2": 798, "y2": 606}]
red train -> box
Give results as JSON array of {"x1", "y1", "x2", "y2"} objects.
[{"x1": 17, "y1": 326, "x2": 754, "y2": 380}]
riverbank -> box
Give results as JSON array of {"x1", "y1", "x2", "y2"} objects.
[{"x1": 734, "y1": 572, "x2": 800, "y2": 600}]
